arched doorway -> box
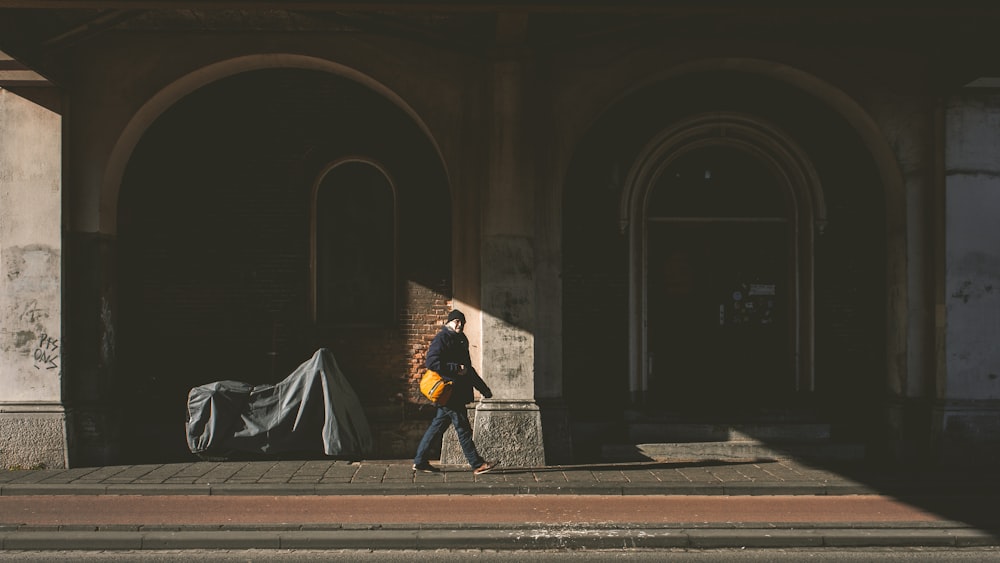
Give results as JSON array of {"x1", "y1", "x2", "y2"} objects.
[
  {"x1": 115, "y1": 68, "x2": 451, "y2": 463},
  {"x1": 622, "y1": 113, "x2": 825, "y2": 416},
  {"x1": 562, "y1": 70, "x2": 887, "y2": 461},
  {"x1": 646, "y1": 146, "x2": 790, "y2": 413}
]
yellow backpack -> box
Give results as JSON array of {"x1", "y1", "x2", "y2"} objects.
[{"x1": 419, "y1": 369, "x2": 453, "y2": 406}]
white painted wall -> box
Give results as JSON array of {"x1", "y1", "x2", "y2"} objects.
[{"x1": 945, "y1": 93, "x2": 1000, "y2": 399}]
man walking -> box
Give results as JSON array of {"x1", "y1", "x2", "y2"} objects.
[{"x1": 413, "y1": 309, "x2": 497, "y2": 475}]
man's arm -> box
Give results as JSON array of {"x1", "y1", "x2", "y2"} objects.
[
  {"x1": 470, "y1": 368, "x2": 492, "y2": 399},
  {"x1": 425, "y1": 333, "x2": 445, "y2": 373}
]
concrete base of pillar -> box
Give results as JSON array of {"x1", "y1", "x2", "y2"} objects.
[
  {"x1": 931, "y1": 399, "x2": 1000, "y2": 466},
  {"x1": 537, "y1": 398, "x2": 573, "y2": 465},
  {"x1": 0, "y1": 403, "x2": 67, "y2": 470},
  {"x1": 883, "y1": 397, "x2": 932, "y2": 464},
  {"x1": 441, "y1": 400, "x2": 545, "y2": 468}
]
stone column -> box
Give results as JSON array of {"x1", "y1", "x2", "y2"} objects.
[
  {"x1": 0, "y1": 87, "x2": 66, "y2": 470},
  {"x1": 63, "y1": 232, "x2": 119, "y2": 467},
  {"x1": 440, "y1": 14, "x2": 556, "y2": 468},
  {"x1": 934, "y1": 89, "x2": 1000, "y2": 464},
  {"x1": 472, "y1": 14, "x2": 546, "y2": 468}
]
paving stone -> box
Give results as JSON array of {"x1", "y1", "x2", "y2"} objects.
[
  {"x1": 501, "y1": 470, "x2": 539, "y2": 483},
  {"x1": 352, "y1": 464, "x2": 388, "y2": 483},
  {"x1": 647, "y1": 468, "x2": 695, "y2": 482},
  {"x1": 532, "y1": 470, "x2": 568, "y2": 483},
  {"x1": 707, "y1": 466, "x2": 755, "y2": 481},
  {"x1": 676, "y1": 467, "x2": 726, "y2": 483},
  {"x1": 15, "y1": 467, "x2": 85, "y2": 484},
  {"x1": 194, "y1": 464, "x2": 248, "y2": 483},
  {"x1": 382, "y1": 465, "x2": 414, "y2": 481},
  {"x1": 591, "y1": 470, "x2": 629, "y2": 483},
  {"x1": 620, "y1": 470, "x2": 662, "y2": 483}
]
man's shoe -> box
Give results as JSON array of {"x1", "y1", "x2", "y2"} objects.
[
  {"x1": 412, "y1": 462, "x2": 440, "y2": 473},
  {"x1": 473, "y1": 460, "x2": 497, "y2": 475}
]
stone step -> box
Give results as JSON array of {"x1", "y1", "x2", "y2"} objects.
[
  {"x1": 602, "y1": 440, "x2": 866, "y2": 463},
  {"x1": 626, "y1": 422, "x2": 832, "y2": 443}
]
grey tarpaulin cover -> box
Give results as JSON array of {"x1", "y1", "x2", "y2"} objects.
[{"x1": 185, "y1": 348, "x2": 373, "y2": 457}]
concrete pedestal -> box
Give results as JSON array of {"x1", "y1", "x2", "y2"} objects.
[
  {"x1": 0, "y1": 404, "x2": 67, "y2": 470},
  {"x1": 441, "y1": 400, "x2": 545, "y2": 467},
  {"x1": 472, "y1": 400, "x2": 545, "y2": 468},
  {"x1": 931, "y1": 399, "x2": 1000, "y2": 465}
]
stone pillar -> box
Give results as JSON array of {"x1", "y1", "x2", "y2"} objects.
[
  {"x1": 472, "y1": 14, "x2": 545, "y2": 468},
  {"x1": 63, "y1": 232, "x2": 119, "y2": 467},
  {"x1": 934, "y1": 88, "x2": 1000, "y2": 465},
  {"x1": 0, "y1": 87, "x2": 66, "y2": 470},
  {"x1": 877, "y1": 94, "x2": 936, "y2": 464}
]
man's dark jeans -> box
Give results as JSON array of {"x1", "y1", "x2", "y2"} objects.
[{"x1": 413, "y1": 404, "x2": 483, "y2": 468}]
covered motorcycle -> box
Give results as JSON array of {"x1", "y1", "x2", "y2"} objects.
[{"x1": 185, "y1": 348, "x2": 373, "y2": 459}]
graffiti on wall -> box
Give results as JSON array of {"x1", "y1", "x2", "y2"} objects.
[
  {"x1": 18, "y1": 299, "x2": 47, "y2": 324},
  {"x1": 33, "y1": 333, "x2": 59, "y2": 371}
]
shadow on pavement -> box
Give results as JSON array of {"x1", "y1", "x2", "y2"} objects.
[{"x1": 494, "y1": 458, "x2": 773, "y2": 475}]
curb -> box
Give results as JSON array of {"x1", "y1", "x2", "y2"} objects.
[{"x1": 1, "y1": 523, "x2": 998, "y2": 550}]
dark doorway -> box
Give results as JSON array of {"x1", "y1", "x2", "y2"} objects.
[{"x1": 644, "y1": 146, "x2": 793, "y2": 417}]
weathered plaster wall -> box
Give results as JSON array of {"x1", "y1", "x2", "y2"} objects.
[
  {"x1": 0, "y1": 87, "x2": 65, "y2": 469},
  {"x1": 931, "y1": 90, "x2": 1000, "y2": 464},
  {"x1": 945, "y1": 93, "x2": 1000, "y2": 399}
]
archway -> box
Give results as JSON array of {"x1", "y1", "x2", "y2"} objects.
[
  {"x1": 562, "y1": 70, "x2": 885, "y2": 451},
  {"x1": 115, "y1": 67, "x2": 451, "y2": 463},
  {"x1": 621, "y1": 113, "x2": 825, "y2": 414}
]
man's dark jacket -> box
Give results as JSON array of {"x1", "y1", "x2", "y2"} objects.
[{"x1": 425, "y1": 326, "x2": 492, "y2": 407}]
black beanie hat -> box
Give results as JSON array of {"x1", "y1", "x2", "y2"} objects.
[{"x1": 447, "y1": 310, "x2": 466, "y2": 324}]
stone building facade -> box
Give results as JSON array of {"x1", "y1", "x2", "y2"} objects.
[{"x1": 0, "y1": 3, "x2": 999, "y2": 469}]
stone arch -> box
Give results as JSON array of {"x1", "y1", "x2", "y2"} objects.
[
  {"x1": 108, "y1": 60, "x2": 454, "y2": 463},
  {"x1": 101, "y1": 53, "x2": 448, "y2": 235},
  {"x1": 620, "y1": 112, "x2": 825, "y2": 399},
  {"x1": 309, "y1": 156, "x2": 399, "y2": 325},
  {"x1": 562, "y1": 58, "x2": 906, "y2": 412},
  {"x1": 580, "y1": 58, "x2": 903, "y2": 218}
]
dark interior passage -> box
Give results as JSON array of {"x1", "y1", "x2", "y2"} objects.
[
  {"x1": 646, "y1": 220, "x2": 791, "y2": 415},
  {"x1": 645, "y1": 145, "x2": 792, "y2": 416}
]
